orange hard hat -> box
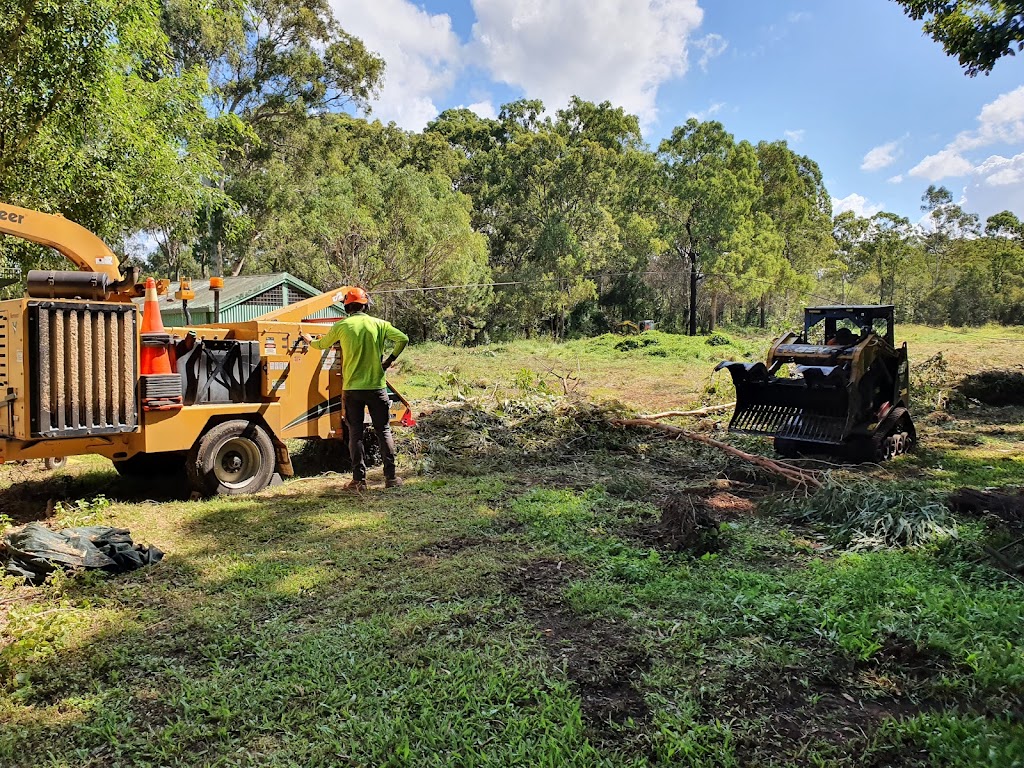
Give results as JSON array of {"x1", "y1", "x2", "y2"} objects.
[{"x1": 343, "y1": 286, "x2": 369, "y2": 305}]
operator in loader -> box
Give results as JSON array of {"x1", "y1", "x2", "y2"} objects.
[{"x1": 300, "y1": 287, "x2": 409, "y2": 491}]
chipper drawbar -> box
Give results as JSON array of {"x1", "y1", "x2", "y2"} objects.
[{"x1": 715, "y1": 306, "x2": 916, "y2": 461}]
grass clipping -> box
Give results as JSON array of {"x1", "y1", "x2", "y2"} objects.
[{"x1": 774, "y1": 474, "x2": 958, "y2": 550}]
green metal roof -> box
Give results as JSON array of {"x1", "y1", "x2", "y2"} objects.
[{"x1": 135, "y1": 272, "x2": 343, "y2": 314}]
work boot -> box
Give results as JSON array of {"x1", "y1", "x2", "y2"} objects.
[
  {"x1": 346, "y1": 479, "x2": 368, "y2": 491},
  {"x1": 384, "y1": 477, "x2": 404, "y2": 489}
]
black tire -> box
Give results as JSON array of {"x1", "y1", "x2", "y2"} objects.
[
  {"x1": 113, "y1": 452, "x2": 186, "y2": 477},
  {"x1": 187, "y1": 420, "x2": 275, "y2": 496},
  {"x1": 43, "y1": 456, "x2": 67, "y2": 471}
]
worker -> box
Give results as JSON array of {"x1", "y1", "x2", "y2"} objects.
[
  {"x1": 827, "y1": 327, "x2": 856, "y2": 346},
  {"x1": 300, "y1": 287, "x2": 409, "y2": 491}
]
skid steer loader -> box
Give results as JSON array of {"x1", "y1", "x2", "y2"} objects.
[{"x1": 715, "y1": 306, "x2": 916, "y2": 461}]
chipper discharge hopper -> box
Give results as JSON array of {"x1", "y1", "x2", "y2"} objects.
[{"x1": 715, "y1": 306, "x2": 915, "y2": 461}]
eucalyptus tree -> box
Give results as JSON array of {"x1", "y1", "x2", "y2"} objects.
[
  {"x1": 893, "y1": 0, "x2": 1024, "y2": 76},
  {"x1": 657, "y1": 119, "x2": 760, "y2": 334},
  {"x1": 0, "y1": 0, "x2": 216, "y2": 264},
  {"x1": 161, "y1": 0, "x2": 385, "y2": 277},
  {"x1": 863, "y1": 212, "x2": 917, "y2": 306},
  {"x1": 830, "y1": 211, "x2": 871, "y2": 303}
]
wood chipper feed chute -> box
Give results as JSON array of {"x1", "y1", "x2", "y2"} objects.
[{"x1": 716, "y1": 306, "x2": 915, "y2": 461}]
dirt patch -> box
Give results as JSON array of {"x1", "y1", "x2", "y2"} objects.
[
  {"x1": 413, "y1": 536, "x2": 490, "y2": 558},
  {"x1": 949, "y1": 487, "x2": 1024, "y2": 525},
  {"x1": 705, "y1": 658, "x2": 932, "y2": 766},
  {"x1": 510, "y1": 558, "x2": 650, "y2": 734}
]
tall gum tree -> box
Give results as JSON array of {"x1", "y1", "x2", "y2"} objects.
[
  {"x1": 161, "y1": 0, "x2": 384, "y2": 277},
  {"x1": 657, "y1": 119, "x2": 760, "y2": 335}
]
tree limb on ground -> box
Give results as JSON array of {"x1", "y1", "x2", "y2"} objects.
[
  {"x1": 611, "y1": 417, "x2": 822, "y2": 490},
  {"x1": 640, "y1": 402, "x2": 736, "y2": 420}
]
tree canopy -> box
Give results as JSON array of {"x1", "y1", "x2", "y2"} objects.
[
  {"x1": 1, "y1": 1, "x2": 1022, "y2": 337},
  {"x1": 894, "y1": 0, "x2": 1024, "y2": 75}
]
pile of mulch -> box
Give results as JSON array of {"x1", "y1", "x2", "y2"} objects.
[{"x1": 409, "y1": 397, "x2": 632, "y2": 472}]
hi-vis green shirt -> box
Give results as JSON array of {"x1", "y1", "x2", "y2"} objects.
[{"x1": 311, "y1": 312, "x2": 408, "y2": 390}]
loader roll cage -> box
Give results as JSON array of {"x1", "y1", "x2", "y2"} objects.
[{"x1": 803, "y1": 305, "x2": 895, "y2": 347}]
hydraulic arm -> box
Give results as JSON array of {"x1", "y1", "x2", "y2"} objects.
[{"x1": 0, "y1": 203, "x2": 140, "y2": 300}]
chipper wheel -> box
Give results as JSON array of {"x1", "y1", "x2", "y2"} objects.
[{"x1": 186, "y1": 419, "x2": 276, "y2": 496}]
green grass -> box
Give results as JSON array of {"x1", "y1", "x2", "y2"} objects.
[{"x1": 2, "y1": 326, "x2": 1024, "y2": 766}]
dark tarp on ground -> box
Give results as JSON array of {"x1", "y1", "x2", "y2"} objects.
[{"x1": 1, "y1": 522, "x2": 164, "y2": 584}]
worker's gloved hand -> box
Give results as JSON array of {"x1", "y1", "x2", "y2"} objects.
[
  {"x1": 299, "y1": 332, "x2": 314, "y2": 345},
  {"x1": 382, "y1": 354, "x2": 397, "y2": 371}
]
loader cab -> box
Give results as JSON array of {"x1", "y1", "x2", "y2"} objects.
[{"x1": 803, "y1": 306, "x2": 895, "y2": 348}]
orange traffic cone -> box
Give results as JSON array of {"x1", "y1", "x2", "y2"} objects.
[
  {"x1": 139, "y1": 277, "x2": 183, "y2": 411},
  {"x1": 140, "y1": 277, "x2": 172, "y2": 376}
]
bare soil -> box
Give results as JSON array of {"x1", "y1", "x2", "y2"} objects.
[{"x1": 509, "y1": 558, "x2": 651, "y2": 735}]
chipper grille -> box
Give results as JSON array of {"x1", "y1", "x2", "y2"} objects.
[
  {"x1": 28, "y1": 302, "x2": 138, "y2": 438},
  {"x1": 729, "y1": 403, "x2": 847, "y2": 443}
]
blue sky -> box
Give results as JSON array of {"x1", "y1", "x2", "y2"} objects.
[{"x1": 330, "y1": 0, "x2": 1024, "y2": 224}]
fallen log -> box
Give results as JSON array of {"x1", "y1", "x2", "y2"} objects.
[
  {"x1": 640, "y1": 402, "x2": 736, "y2": 420},
  {"x1": 611, "y1": 417, "x2": 822, "y2": 490}
]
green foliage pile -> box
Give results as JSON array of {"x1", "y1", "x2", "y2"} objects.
[
  {"x1": 957, "y1": 368, "x2": 1024, "y2": 406},
  {"x1": 776, "y1": 475, "x2": 958, "y2": 550},
  {"x1": 912, "y1": 352, "x2": 962, "y2": 412},
  {"x1": 409, "y1": 397, "x2": 631, "y2": 475},
  {"x1": 564, "y1": 330, "x2": 755, "y2": 362}
]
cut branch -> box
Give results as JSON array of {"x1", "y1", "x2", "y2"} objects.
[
  {"x1": 611, "y1": 417, "x2": 822, "y2": 490},
  {"x1": 641, "y1": 403, "x2": 735, "y2": 420}
]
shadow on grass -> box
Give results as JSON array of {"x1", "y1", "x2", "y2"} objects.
[{"x1": 0, "y1": 475, "x2": 527, "y2": 766}]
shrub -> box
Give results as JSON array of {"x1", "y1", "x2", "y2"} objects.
[{"x1": 705, "y1": 332, "x2": 733, "y2": 347}]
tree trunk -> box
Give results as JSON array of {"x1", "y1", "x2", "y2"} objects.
[
  {"x1": 759, "y1": 294, "x2": 766, "y2": 328},
  {"x1": 688, "y1": 249, "x2": 698, "y2": 337}
]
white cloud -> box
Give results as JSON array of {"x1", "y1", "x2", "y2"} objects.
[
  {"x1": 330, "y1": 0, "x2": 462, "y2": 129},
  {"x1": 861, "y1": 140, "x2": 900, "y2": 171},
  {"x1": 887, "y1": 174, "x2": 904, "y2": 184},
  {"x1": 687, "y1": 101, "x2": 725, "y2": 121},
  {"x1": 908, "y1": 148, "x2": 975, "y2": 181},
  {"x1": 906, "y1": 85, "x2": 1024, "y2": 182},
  {"x1": 832, "y1": 193, "x2": 884, "y2": 218},
  {"x1": 961, "y1": 164, "x2": 1024, "y2": 221},
  {"x1": 466, "y1": 100, "x2": 498, "y2": 120},
  {"x1": 694, "y1": 33, "x2": 728, "y2": 72},
  {"x1": 975, "y1": 152, "x2": 1024, "y2": 187},
  {"x1": 952, "y1": 85, "x2": 1024, "y2": 151},
  {"x1": 784, "y1": 129, "x2": 805, "y2": 143},
  {"x1": 470, "y1": 0, "x2": 704, "y2": 124}
]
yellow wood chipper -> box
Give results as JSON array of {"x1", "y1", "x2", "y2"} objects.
[{"x1": 0, "y1": 203, "x2": 413, "y2": 495}]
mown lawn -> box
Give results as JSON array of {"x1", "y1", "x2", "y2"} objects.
[{"x1": 1, "y1": 326, "x2": 1023, "y2": 767}]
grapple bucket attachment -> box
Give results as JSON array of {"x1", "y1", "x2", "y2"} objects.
[{"x1": 715, "y1": 362, "x2": 851, "y2": 445}]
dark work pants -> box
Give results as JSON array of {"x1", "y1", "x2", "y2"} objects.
[{"x1": 343, "y1": 389, "x2": 397, "y2": 481}]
